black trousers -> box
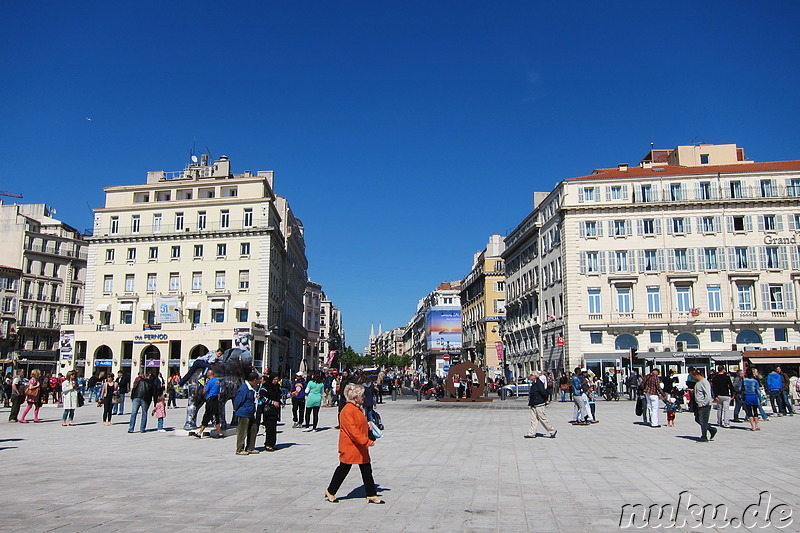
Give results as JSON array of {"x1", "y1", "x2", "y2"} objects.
[
  {"x1": 103, "y1": 396, "x2": 114, "y2": 422},
  {"x1": 304, "y1": 406, "x2": 320, "y2": 429},
  {"x1": 9, "y1": 394, "x2": 24, "y2": 421},
  {"x1": 292, "y1": 398, "x2": 305, "y2": 424},
  {"x1": 201, "y1": 396, "x2": 220, "y2": 426},
  {"x1": 694, "y1": 405, "x2": 716, "y2": 440},
  {"x1": 263, "y1": 417, "x2": 278, "y2": 447},
  {"x1": 327, "y1": 462, "x2": 377, "y2": 497}
]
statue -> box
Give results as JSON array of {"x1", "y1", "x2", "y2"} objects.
[
  {"x1": 440, "y1": 362, "x2": 493, "y2": 402},
  {"x1": 183, "y1": 344, "x2": 254, "y2": 430}
]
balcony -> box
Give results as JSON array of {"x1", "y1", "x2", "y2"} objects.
[{"x1": 24, "y1": 242, "x2": 87, "y2": 260}]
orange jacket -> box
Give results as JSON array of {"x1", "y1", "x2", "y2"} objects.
[{"x1": 338, "y1": 402, "x2": 372, "y2": 464}]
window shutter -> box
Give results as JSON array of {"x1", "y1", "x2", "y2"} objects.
[
  {"x1": 792, "y1": 246, "x2": 800, "y2": 269},
  {"x1": 699, "y1": 248, "x2": 707, "y2": 271},
  {"x1": 626, "y1": 220, "x2": 633, "y2": 236},
  {"x1": 759, "y1": 247, "x2": 767, "y2": 269},
  {"x1": 578, "y1": 188, "x2": 584, "y2": 203},
  {"x1": 694, "y1": 182, "x2": 701, "y2": 200},
  {"x1": 609, "y1": 253, "x2": 617, "y2": 272},
  {"x1": 608, "y1": 220, "x2": 614, "y2": 235},
  {"x1": 776, "y1": 215, "x2": 784, "y2": 231},
  {"x1": 681, "y1": 183, "x2": 689, "y2": 200},
  {"x1": 696, "y1": 217, "x2": 704, "y2": 232},
  {"x1": 770, "y1": 179, "x2": 778, "y2": 196},
  {"x1": 727, "y1": 247, "x2": 735, "y2": 269},
  {"x1": 747, "y1": 247, "x2": 757, "y2": 269},
  {"x1": 628, "y1": 253, "x2": 636, "y2": 273},
  {"x1": 637, "y1": 219, "x2": 644, "y2": 235},
  {"x1": 579, "y1": 222, "x2": 586, "y2": 238},
  {"x1": 761, "y1": 284, "x2": 770, "y2": 311},
  {"x1": 757, "y1": 215, "x2": 765, "y2": 231},
  {"x1": 717, "y1": 248, "x2": 726, "y2": 270},
  {"x1": 637, "y1": 250, "x2": 645, "y2": 273},
  {"x1": 599, "y1": 251, "x2": 606, "y2": 274},
  {"x1": 790, "y1": 215, "x2": 797, "y2": 231},
  {"x1": 580, "y1": 252, "x2": 586, "y2": 274},
  {"x1": 710, "y1": 184, "x2": 719, "y2": 199},
  {"x1": 10, "y1": 298, "x2": 16, "y2": 313},
  {"x1": 779, "y1": 246, "x2": 789, "y2": 269},
  {"x1": 714, "y1": 216, "x2": 722, "y2": 232},
  {"x1": 605, "y1": 187, "x2": 611, "y2": 201},
  {"x1": 652, "y1": 187, "x2": 660, "y2": 202},
  {"x1": 685, "y1": 217, "x2": 692, "y2": 234},
  {"x1": 745, "y1": 216, "x2": 753, "y2": 232},
  {"x1": 597, "y1": 221, "x2": 603, "y2": 237},
  {"x1": 667, "y1": 250, "x2": 675, "y2": 271},
  {"x1": 785, "y1": 283, "x2": 796, "y2": 310},
  {"x1": 655, "y1": 219, "x2": 662, "y2": 235},
  {"x1": 622, "y1": 185, "x2": 629, "y2": 201},
  {"x1": 666, "y1": 219, "x2": 674, "y2": 235},
  {"x1": 594, "y1": 187, "x2": 600, "y2": 201},
  {"x1": 726, "y1": 216, "x2": 734, "y2": 232},
  {"x1": 657, "y1": 249, "x2": 665, "y2": 272},
  {"x1": 687, "y1": 249, "x2": 696, "y2": 271}
]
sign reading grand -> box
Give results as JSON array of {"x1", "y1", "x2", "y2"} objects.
[{"x1": 763, "y1": 234, "x2": 798, "y2": 245}]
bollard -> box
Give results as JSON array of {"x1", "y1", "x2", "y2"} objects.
[{"x1": 417, "y1": 388, "x2": 422, "y2": 402}]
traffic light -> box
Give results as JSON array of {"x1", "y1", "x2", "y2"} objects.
[{"x1": 629, "y1": 347, "x2": 638, "y2": 360}]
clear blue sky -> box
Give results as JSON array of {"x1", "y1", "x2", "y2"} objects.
[{"x1": 3, "y1": 2, "x2": 799, "y2": 352}]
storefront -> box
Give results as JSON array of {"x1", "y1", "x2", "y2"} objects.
[{"x1": 743, "y1": 350, "x2": 800, "y2": 375}]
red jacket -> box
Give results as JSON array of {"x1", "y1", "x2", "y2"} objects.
[{"x1": 338, "y1": 402, "x2": 372, "y2": 464}]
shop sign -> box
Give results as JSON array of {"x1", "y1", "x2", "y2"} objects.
[{"x1": 134, "y1": 333, "x2": 169, "y2": 344}]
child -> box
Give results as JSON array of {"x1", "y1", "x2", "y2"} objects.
[
  {"x1": 152, "y1": 394, "x2": 167, "y2": 432},
  {"x1": 665, "y1": 396, "x2": 679, "y2": 427}
]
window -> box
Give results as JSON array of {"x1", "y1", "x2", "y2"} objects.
[
  {"x1": 616, "y1": 287, "x2": 631, "y2": 313},
  {"x1": 121, "y1": 309, "x2": 132, "y2": 324},
  {"x1": 240, "y1": 242, "x2": 250, "y2": 256},
  {"x1": 609, "y1": 186, "x2": 624, "y2": 200},
  {"x1": 734, "y1": 247, "x2": 749, "y2": 269},
  {"x1": 613, "y1": 220, "x2": 626, "y2": 236},
  {"x1": 710, "y1": 330, "x2": 724, "y2": 343},
  {"x1": 647, "y1": 287, "x2": 661, "y2": 313},
  {"x1": 443, "y1": 297, "x2": 453, "y2": 305},
  {"x1": 191, "y1": 310, "x2": 201, "y2": 324},
  {"x1": 220, "y1": 210, "x2": 230, "y2": 229},
  {"x1": 239, "y1": 270, "x2": 250, "y2": 290},
  {"x1": 169, "y1": 273, "x2": 180, "y2": 291},
  {"x1": 704, "y1": 248, "x2": 718, "y2": 270},
  {"x1": 125, "y1": 274, "x2": 135, "y2": 293},
  {"x1": 707, "y1": 285, "x2": 722, "y2": 312},
  {"x1": 584, "y1": 221, "x2": 597, "y2": 237},
  {"x1": 613, "y1": 251, "x2": 628, "y2": 272},
  {"x1": 103, "y1": 275, "x2": 113, "y2": 294},
  {"x1": 588, "y1": 288, "x2": 601, "y2": 314},
  {"x1": 642, "y1": 219, "x2": 655, "y2": 235},
  {"x1": 788, "y1": 178, "x2": 800, "y2": 197},
  {"x1": 766, "y1": 285, "x2": 785, "y2": 310},
  {"x1": 670, "y1": 183, "x2": 683, "y2": 201},
  {"x1": 774, "y1": 328, "x2": 788, "y2": 342},
  {"x1": 583, "y1": 187, "x2": 596, "y2": 201},
  {"x1": 171, "y1": 245, "x2": 180, "y2": 259},
  {"x1": 194, "y1": 245, "x2": 203, "y2": 258},
  {"x1": 640, "y1": 184, "x2": 653, "y2": 202},
  {"x1": 198, "y1": 211, "x2": 207, "y2": 230},
  {"x1": 674, "y1": 249, "x2": 688, "y2": 270},
  {"x1": 217, "y1": 243, "x2": 227, "y2": 257},
  {"x1": 590, "y1": 332, "x2": 602, "y2": 344},
  {"x1": 110, "y1": 216, "x2": 119, "y2": 234},
  {"x1": 698, "y1": 182, "x2": 712, "y2": 199},
  {"x1": 763, "y1": 215, "x2": 777, "y2": 231},
  {"x1": 650, "y1": 330, "x2": 662, "y2": 344},
  {"x1": 494, "y1": 299, "x2": 506, "y2": 313},
  {"x1": 760, "y1": 179, "x2": 774, "y2": 198},
  {"x1": 729, "y1": 181, "x2": 743, "y2": 198},
  {"x1": 737, "y1": 283, "x2": 753, "y2": 310},
  {"x1": 105, "y1": 249, "x2": 115, "y2": 262},
  {"x1": 237, "y1": 308, "x2": 249, "y2": 322},
  {"x1": 676, "y1": 286, "x2": 692, "y2": 312},
  {"x1": 700, "y1": 154, "x2": 709, "y2": 165},
  {"x1": 192, "y1": 272, "x2": 202, "y2": 291},
  {"x1": 702, "y1": 217, "x2": 715, "y2": 233},
  {"x1": 149, "y1": 247, "x2": 158, "y2": 260},
  {"x1": 244, "y1": 208, "x2": 253, "y2": 228},
  {"x1": 586, "y1": 252, "x2": 599, "y2": 273},
  {"x1": 215, "y1": 271, "x2": 226, "y2": 290},
  {"x1": 731, "y1": 215, "x2": 747, "y2": 232},
  {"x1": 763, "y1": 247, "x2": 779, "y2": 269},
  {"x1": 175, "y1": 212, "x2": 184, "y2": 231},
  {"x1": 147, "y1": 273, "x2": 157, "y2": 292},
  {"x1": 643, "y1": 250, "x2": 658, "y2": 271},
  {"x1": 212, "y1": 304, "x2": 225, "y2": 323},
  {"x1": 132, "y1": 215, "x2": 140, "y2": 234},
  {"x1": 153, "y1": 213, "x2": 162, "y2": 233},
  {"x1": 494, "y1": 281, "x2": 505, "y2": 293},
  {"x1": 127, "y1": 248, "x2": 136, "y2": 261},
  {"x1": 672, "y1": 218, "x2": 685, "y2": 234}
]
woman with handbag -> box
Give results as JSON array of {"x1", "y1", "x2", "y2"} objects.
[
  {"x1": 260, "y1": 374, "x2": 282, "y2": 452},
  {"x1": 61, "y1": 371, "x2": 79, "y2": 426},
  {"x1": 324, "y1": 383, "x2": 384, "y2": 504},
  {"x1": 19, "y1": 369, "x2": 43, "y2": 423},
  {"x1": 101, "y1": 373, "x2": 118, "y2": 426}
]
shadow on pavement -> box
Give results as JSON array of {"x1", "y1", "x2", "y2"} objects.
[{"x1": 0, "y1": 438, "x2": 24, "y2": 443}]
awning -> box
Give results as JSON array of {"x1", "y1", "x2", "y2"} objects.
[
  {"x1": 95, "y1": 304, "x2": 110, "y2": 312},
  {"x1": 209, "y1": 300, "x2": 225, "y2": 310},
  {"x1": 118, "y1": 303, "x2": 133, "y2": 312},
  {"x1": 139, "y1": 303, "x2": 155, "y2": 311},
  {"x1": 186, "y1": 302, "x2": 200, "y2": 310},
  {"x1": 749, "y1": 357, "x2": 800, "y2": 364},
  {"x1": 233, "y1": 301, "x2": 249, "y2": 309}
]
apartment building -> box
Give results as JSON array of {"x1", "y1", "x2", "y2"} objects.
[
  {"x1": 460, "y1": 234, "x2": 506, "y2": 376},
  {"x1": 504, "y1": 143, "x2": 800, "y2": 380},
  {"x1": 319, "y1": 295, "x2": 344, "y2": 368},
  {"x1": 63, "y1": 155, "x2": 303, "y2": 379},
  {"x1": 0, "y1": 204, "x2": 86, "y2": 371},
  {"x1": 276, "y1": 196, "x2": 309, "y2": 374},
  {"x1": 303, "y1": 280, "x2": 323, "y2": 373},
  {"x1": 407, "y1": 281, "x2": 462, "y2": 377}
]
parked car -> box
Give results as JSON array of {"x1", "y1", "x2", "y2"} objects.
[
  {"x1": 499, "y1": 382, "x2": 531, "y2": 398},
  {"x1": 381, "y1": 378, "x2": 392, "y2": 394}
]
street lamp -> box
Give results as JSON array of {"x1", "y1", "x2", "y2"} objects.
[{"x1": 492, "y1": 319, "x2": 510, "y2": 385}]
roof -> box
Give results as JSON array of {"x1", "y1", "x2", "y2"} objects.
[{"x1": 567, "y1": 160, "x2": 800, "y2": 182}]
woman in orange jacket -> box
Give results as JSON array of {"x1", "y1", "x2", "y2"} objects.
[{"x1": 324, "y1": 382, "x2": 384, "y2": 504}]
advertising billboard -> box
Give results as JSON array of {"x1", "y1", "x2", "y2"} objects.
[{"x1": 426, "y1": 308, "x2": 462, "y2": 351}]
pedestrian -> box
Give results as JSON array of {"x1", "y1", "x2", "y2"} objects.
[
  {"x1": 626, "y1": 371, "x2": 639, "y2": 401},
  {"x1": 261, "y1": 374, "x2": 282, "y2": 452},
  {"x1": 742, "y1": 368, "x2": 762, "y2": 432},
  {"x1": 691, "y1": 368, "x2": 717, "y2": 443},
  {"x1": 8, "y1": 369, "x2": 26, "y2": 422},
  {"x1": 732, "y1": 370, "x2": 745, "y2": 422},
  {"x1": 335, "y1": 370, "x2": 353, "y2": 428},
  {"x1": 61, "y1": 371, "x2": 79, "y2": 426},
  {"x1": 152, "y1": 394, "x2": 167, "y2": 432},
  {"x1": 40, "y1": 373, "x2": 51, "y2": 404},
  {"x1": 324, "y1": 383, "x2": 384, "y2": 504},
  {"x1": 194, "y1": 369, "x2": 223, "y2": 439},
  {"x1": 291, "y1": 372, "x2": 306, "y2": 428},
  {"x1": 101, "y1": 373, "x2": 118, "y2": 426},
  {"x1": 113, "y1": 371, "x2": 128, "y2": 415},
  {"x1": 167, "y1": 373, "x2": 178, "y2": 408},
  {"x1": 751, "y1": 368, "x2": 771, "y2": 422},
  {"x1": 641, "y1": 368, "x2": 665, "y2": 428},
  {"x1": 233, "y1": 371, "x2": 261, "y2": 455},
  {"x1": 304, "y1": 371, "x2": 325, "y2": 432},
  {"x1": 790, "y1": 372, "x2": 800, "y2": 409},
  {"x1": 570, "y1": 368, "x2": 595, "y2": 425},
  {"x1": 710, "y1": 365, "x2": 734, "y2": 428},
  {"x1": 776, "y1": 366, "x2": 795, "y2": 416},
  {"x1": 664, "y1": 396, "x2": 679, "y2": 427},
  {"x1": 19, "y1": 368, "x2": 43, "y2": 423},
  {"x1": 524, "y1": 371, "x2": 557, "y2": 439},
  {"x1": 558, "y1": 373, "x2": 570, "y2": 402},
  {"x1": 766, "y1": 367, "x2": 787, "y2": 416},
  {"x1": 128, "y1": 373, "x2": 155, "y2": 433}
]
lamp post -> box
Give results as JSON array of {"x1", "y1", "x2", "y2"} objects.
[{"x1": 493, "y1": 319, "x2": 510, "y2": 385}]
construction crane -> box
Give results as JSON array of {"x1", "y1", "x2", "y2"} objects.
[{"x1": 0, "y1": 190, "x2": 23, "y2": 198}]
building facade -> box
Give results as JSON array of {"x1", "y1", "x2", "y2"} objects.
[
  {"x1": 303, "y1": 280, "x2": 323, "y2": 373},
  {"x1": 460, "y1": 234, "x2": 506, "y2": 377},
  {"x1": 408, "y1": 281, "x2": 462, "y2": 377},
  {"x1": 63, "y1": 155, "x2": 300, "y2": 379},
  {"x1": 0, "y1": 203, "x2": 87, "y2": 372},
  {"x1": 319, "y1": 295, "x2": 344, "y2": 368}
]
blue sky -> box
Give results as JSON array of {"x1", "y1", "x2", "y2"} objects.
[{"x1": 3, "y1": 2, "x2": 799, "y2": 351}]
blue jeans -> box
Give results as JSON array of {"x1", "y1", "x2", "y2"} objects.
[
  {"x1": 112, "y1": 393, "x2": 126, "y2": 415},
  {"x1": 128, "y1": 398, "x2": 149, "y2": 432},
  {"x1": 780, "y1": 390, "x2": 794, "y2": 414},
  {"x1": 157, "y1": 417, "x2": 164, "y2": 430},
  {"x1": 560, "y1": 389, "x2": 566, "y2": 402}
]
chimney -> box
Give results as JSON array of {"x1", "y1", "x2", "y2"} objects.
[{"x1": 618, "y1": 163, "x2": 628, "y2": 171}]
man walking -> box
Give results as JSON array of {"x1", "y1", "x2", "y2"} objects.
[
  {"x1": 195, "y1": 369, "x2": 223, "y2": 439},
  {"x1": 776, "y1": 366, "x2": 795, "y2": 416},
  {"x1": 710, "y1": 365, "x2": 734, "y2": 428},
  {"x1": 8, "y1": 369, "x2": 26, "y2": 422},
  {"x1": 691, "y1": 368, "x2": 717, "y2": 442},
  {"x1": 641, "y1": 368, "x2": 665, "y2": 428},
  {"x1": 128, "y1": 373, "x2": 155, "y2": 433},
  {"x1": 524, "y1": 371, "x2": 557, "y2": 439},
  {"x1": 113, "y1": 371, "x2": 129, "y2": 416},
  {"x1": 570, "y1": 368, "x2": 595, "y2": 424},
  {"x1": 767, "y1": 367, "x2": 788, "y2": 416}
]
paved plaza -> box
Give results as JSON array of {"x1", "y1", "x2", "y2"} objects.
[{"x1": 1, "y1": 395, "x2": 798, "y2": 532}]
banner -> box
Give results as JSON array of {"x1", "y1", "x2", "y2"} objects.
[
  {"x1": 157, "y1": 296, "x2": 180, "y2": 323},
  {"x1": 425, "y1": 308, "x2": 462, "y2": 351},
  {"x1": 60, "y1": 331, "x2": 75, "y2": 360},
  {"x1": 495, "y1": 341, "x2": 503, "y2": 362}
]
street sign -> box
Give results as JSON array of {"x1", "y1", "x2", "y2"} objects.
[
  {"x1": 443, "y1": 365, "x2": 450, "y2": 373},
  {"x1": 443, "y1": 355, "x2": 450, "y2": 361},
  {"x1": 557, "y1": 336, "x2": 565, "y2": 347}
]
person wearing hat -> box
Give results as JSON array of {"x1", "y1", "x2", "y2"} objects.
[{"x1": 291, "y1": 372, "x2": 307, "y2": 428}]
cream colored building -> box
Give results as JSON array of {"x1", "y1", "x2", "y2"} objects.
[
  {"x1": 63, "y1": 155, "x2": 298, "y2": 379},
  {"x1": 460, "y1": 234, "x2": 506, "y2": 376},
  {"x1": 319, "y1": 295, "x2": 344, "y2": 368},
  {"x1": 504, "y1": 143, "x2": 800, "y2": 380}
]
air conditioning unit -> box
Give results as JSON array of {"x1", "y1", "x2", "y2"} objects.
[
  {"x1": 676, "y1": 341, "x2": 685, "y2": 352},
  {"x1": 731, "y1": 344, "x2": 738, "y2": 351},
  {"x1": 648, "y1": 347, "x2": 656, "y2": 352},
  {"x1": 743, "y1": 346, "x2": 758, "y2": 351},
  {"x1": 664, "y1": 346, "x2": 672, "y2": 352}
]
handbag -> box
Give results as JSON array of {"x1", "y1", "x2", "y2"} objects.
[
  {"x1": 112, "y1": 393, "x2": 122, "y2": 404},
  {"x1": 77, "y1": 391, "x2": 85, "y2": 408},
  {"x1": 635, "y1": 398, "x2": 643, "y2": 416},
  {"x1": 368, "y1": 420, "x2": 383, "y2": 440}
]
